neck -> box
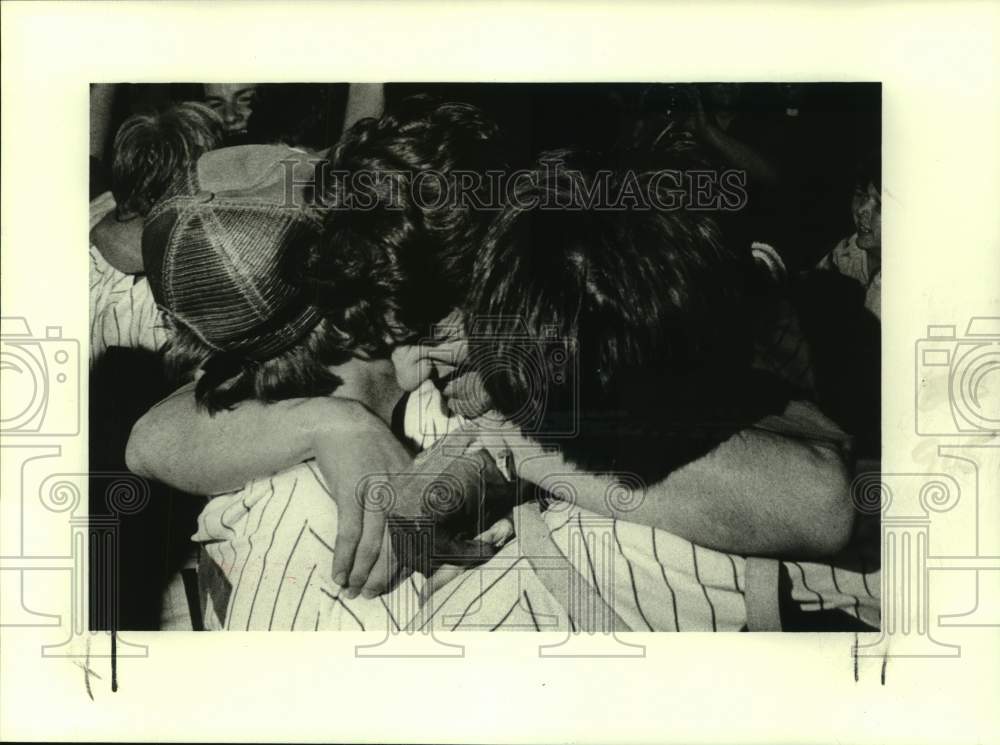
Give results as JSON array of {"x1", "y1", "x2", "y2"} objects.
[{"x1": 328, "y1": 356, "x2": 403, "y2": 425}]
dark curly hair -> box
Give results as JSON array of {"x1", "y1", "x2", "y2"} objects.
[{"x1": 298, "y1": 97, "x2": 509, "y2": 354}]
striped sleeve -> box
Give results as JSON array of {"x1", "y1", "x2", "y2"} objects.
[
  {"x1": 89, "y1": 244, "x2": 169, "y2": 365},
  {"x1": 196, "y1": 463, "x2": 424, "y2": 632}
]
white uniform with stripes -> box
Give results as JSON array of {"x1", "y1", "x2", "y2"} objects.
[
  {"x1": 415, "y1": 495, "x2": 879, "y2": 632},
  {"x1": 194, "y1": 378, "x2": 880, "y2": 631},
  {"x1": 89, "y1": 192, "x2": 169, "y2": 365},
  {"x1": 193, "y1": 380, "x2": 459, "y2": 631}
]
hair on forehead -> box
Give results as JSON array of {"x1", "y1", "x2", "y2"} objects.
[{"x1": 111, "y1": 102, "x2": 224, "y2": 217}]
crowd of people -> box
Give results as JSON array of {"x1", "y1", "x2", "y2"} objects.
[{"x1": 89, "y1": 82, "x2": 882, "y2": 632}]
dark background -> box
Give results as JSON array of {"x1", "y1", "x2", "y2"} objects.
[{"x1": 93, "y1": 82, "x2": 880, "y2": 267}]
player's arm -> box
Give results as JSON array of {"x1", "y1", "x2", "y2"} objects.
[
  {"x1": 490, "y1": 415, "x2": 854, "y2": 560},
  {"x1": 416, "y1": 342, "x2": 853, "y2": 559},
  {"x1": 125, "y1": 382, "x2": 390, "y2": 495},
  {"x1": 126, "y1": 382, "x2": 420, "y2": 599},
  {"x1": 90, "y1": 211, "x2": 145, "y2": 274}
]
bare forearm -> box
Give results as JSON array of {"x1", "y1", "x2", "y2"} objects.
[
  {"x1": 126, "y1": 383, "x2": 363, "y2": 495},
  {"x1": 511, "y1": 428, "x2": 852, "y2": 559},
  {"x1": 90, "y1": 212, "x2": 144, "y2": 274}
]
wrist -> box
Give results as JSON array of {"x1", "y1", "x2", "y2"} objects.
[{"x1": 504, "y1": 434, "x2": 561, "y2": 485}]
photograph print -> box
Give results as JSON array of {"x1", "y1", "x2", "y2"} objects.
[{"x1": 88, "y1": 81, "x2": 882, "y2": 634}]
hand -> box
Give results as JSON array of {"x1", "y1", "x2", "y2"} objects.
[
  {"x1": 385, "y1": 429, "x2": 518, "y2": 576},
  {"x1": 442, "y1": 370, "x2": 492, "y2": 418},
  {"x1": 419, "y1": 514, "x2": 515, "y2": 603},
  {"x1": 312, "y1": 408, "x2": 413, "y2": 599},
  {"x1": 410, "y1": 316, "x2": 494, "y2": 418}
]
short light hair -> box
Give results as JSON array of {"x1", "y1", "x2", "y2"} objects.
[{"x1": 111, "y1": 102, "x2": 224, "y2": 218}]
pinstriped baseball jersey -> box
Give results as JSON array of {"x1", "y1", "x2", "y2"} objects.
[
  {"x1": 194, "y1": 461, "x2": 426, "y2": 631},
  {"x1": 191, "y1": 355, "x2": 878, "y2": 632},
  {"x1": 89, "y1": 193, "x2": 169, "y2": 365},
  {"x1": 405, "y1": 538, "x2": 569, "y2": 633},
  {"x1": 192, "y1": 380, "x2": 460, "y2": 631},
  {"x1": 416, "y1": 399, "x2": 880, "y2": 633},
  {"x1": 416, "y1": 500, "x2": 879, "y2": 632}
]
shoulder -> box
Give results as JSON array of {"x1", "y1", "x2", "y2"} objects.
[
  {"x1": 89, "y1": 191, "x2": 116, "y2": 230},
  {"x1": 90, "y1": 211, "x2": 145, "y2": 274},
  {"x1": 229, "y1": 461, "x2": 329, "y2": 505},
  {"x1": 755, "y1": 399, "x2": 852, "y2": 453},
  {"x1": 817, "y1": 235, "x2": 868, "y2": 283},
  {"x1": 865, "y1": 271, "x2": 882, "y2": 320},
  {"x1": 818, "y1": 234, "x2": 850, "y2": 263}
]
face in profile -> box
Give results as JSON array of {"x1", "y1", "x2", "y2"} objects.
[
  {"x1": 203, "y1": 83, "x2": 257, "y2": 136},
  {"x1": 389, "y1": 310, "x2": 469, "y2": 392},
  {"x1": 390, "y1": 335, "x2": 467, "y2": 393},
  {"x1": 852, "y1": 180, "x2": 882, "y2": 251}
]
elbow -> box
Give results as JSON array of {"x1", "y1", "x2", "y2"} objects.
[
  {"x1": 124, "y1": 412, "x2": 154, "y2": 478},
  {"x1": 797, "y1": 445, "x2": 855, "y2": 558}
]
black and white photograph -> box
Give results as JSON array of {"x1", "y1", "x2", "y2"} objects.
[
  {"x1": 88, "y1": 81, "x2": 882, "y2": 633},
  {"x1": 3, "y1": 3, "x2": 998, "y2": 744}
]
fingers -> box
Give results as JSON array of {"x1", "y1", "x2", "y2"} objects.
[
  {"x1": 475, "y1": 517, "x2": 516, "y2": 547},
  {"x1": 345, "y1": 500, "x2": 387, "y2": 599},
  {"x1": 422, "y1": 337, "x2": 469, "y2": 367},
  {"x1": 442, "y1": 371, "x2": 491, "y2": 418},
  {"x1": 359, "y1": 526, "x2": 401, "y2": 599},
  {"x1": 419, "y1": 539, "x2": 499, "y2": 605},
  {"x1": 331, "y1": 474, "x2": 366, "y2": 589},
  {"x1": 410, "y1": 427, "x2": 482, "y2": 471},
  {"x1": 419, "y1": 564, "x2": 465, "y2": 604},
  {"x1": 433, "y1": 537, "x2": 499, "y2": 571}
]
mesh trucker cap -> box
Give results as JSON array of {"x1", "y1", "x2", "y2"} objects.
[{"x1": 142, "y1": 145, "x2": 325, "y2": 361}]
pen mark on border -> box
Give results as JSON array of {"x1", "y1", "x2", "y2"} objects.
[
  {"x1": 74, "y1": 636, "x2": 102, "y2": 701},
  {"x1": 111, "y1": 630, "x2": 118, "y2": 692},
  {"x1": 853, "y1": 633, "x2": 859, "y2": 682}
]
